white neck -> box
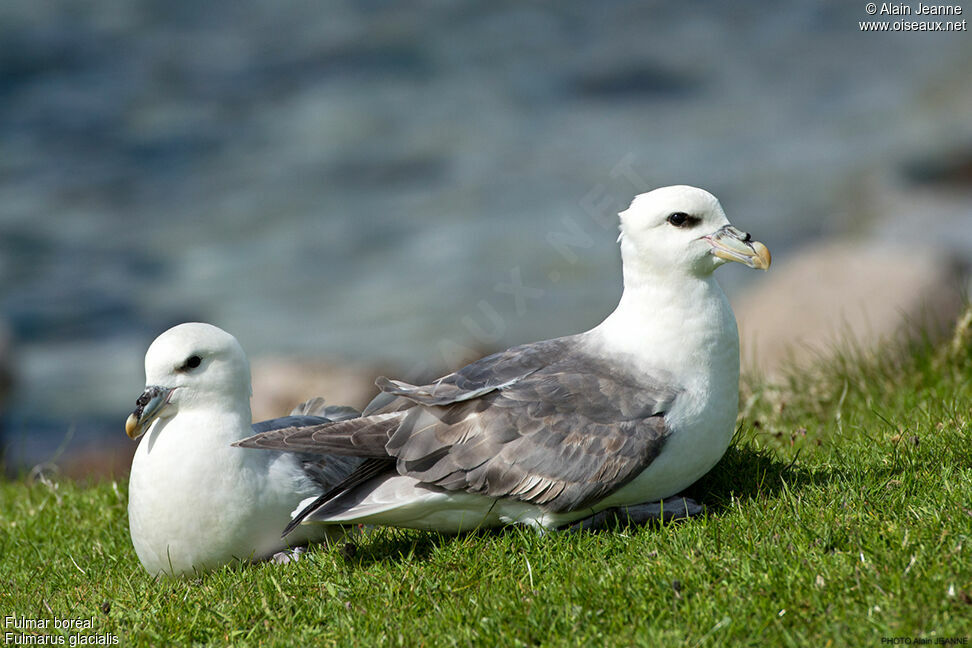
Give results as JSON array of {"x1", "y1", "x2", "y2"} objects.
[
  {"x1": 145, "y1": 398, "x2": 253, "y2": 452},
  {"x1": 587, "y1": 268, "x2": 740, "y2": 394}
]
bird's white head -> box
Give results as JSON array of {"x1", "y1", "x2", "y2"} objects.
[
  {"x1": 618, "y1": 185, "x2": 770, "y2": 284},
  {"x1": 125, "y1": 322, "x2": 251, "y2": 439}
]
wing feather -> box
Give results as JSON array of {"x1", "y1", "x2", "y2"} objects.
[
  {"x1": 245, "y1": 335, "x2": 681, "y2": 518},
  {"x1": 246, "y1": 398, "x2": 366, "y2": 495},
  {"x1": 376, "y1": 341, "x2": 679, "y2": 512}
]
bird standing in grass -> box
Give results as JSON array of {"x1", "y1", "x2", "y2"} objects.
[
  {"x1": 237, "y1": 185, "x2": 771, "y2": 534},
  {"x1": 125, "y1": 322, "x2": 362, "y2": 576}
]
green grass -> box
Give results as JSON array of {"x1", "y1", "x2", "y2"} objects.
[{"x1": 2, "y1": 310, "x2": 971, "y2": 647}]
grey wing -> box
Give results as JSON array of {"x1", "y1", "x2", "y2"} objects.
[
  {"x1": 249, "y1": 415, "x2": 333, "y2": 436},
  {"x1": 238, "y1": 338, "x2": 679, "y2": 514},
  {"x1": 247, "y1": 396, "x2": 361, "y2": 440},
  {"x1": 248, "y1": 399, "x2": 364, "y2": 492},
  {"x1": 363, "y1": 336, "x2": 577, "y2": 413},
  {"x1": 386, "y1": 350, "x2": 680, "y2": 513}
]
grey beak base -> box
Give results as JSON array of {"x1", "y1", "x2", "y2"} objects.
[
  {"x1": 705, "y1": 226, "x2": 771, "y2": 270},
  {"x1": 126, "y1": 386, "x2": 174, "y2": 439}
]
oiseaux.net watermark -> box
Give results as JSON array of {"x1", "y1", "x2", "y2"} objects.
[{"x1": 860, "y1": 2, "x2": 967, "y2": 30}]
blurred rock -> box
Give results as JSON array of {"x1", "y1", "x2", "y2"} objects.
[
  {"x1": 859, "y1": 147, "x2": 972, "y2": 263},
  {"x1": 734, "y1": 241, "x2": 966, "y2": 377},
  {"x1": 249, "y1": 356, "x2": 383, "y2": 422},
  {"x1": 56, "y1": 443, "x2": 136, "y2": 482}
]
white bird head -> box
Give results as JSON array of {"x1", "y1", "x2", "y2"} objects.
[
  {"x1": 125, "y1": 322, "x2": 251, "y2": 439},
  {"x1": 618, "y1": 185, "x2": 770, "y2": 281}
]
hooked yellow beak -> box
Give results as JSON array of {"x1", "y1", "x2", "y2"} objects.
[
  {"x1": 125, "y1": 386, "x2": 175, "y2": 439},
  {"x1": 705, "y1": 225, "x2": 771, "y2": 270}
]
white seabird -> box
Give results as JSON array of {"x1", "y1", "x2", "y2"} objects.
[
  {"x1": 237, "y1": 185, "x2": 771, "y2": 534},
  {"x1": 125, "y1": 322, "x2": 362, "y2": 576}
]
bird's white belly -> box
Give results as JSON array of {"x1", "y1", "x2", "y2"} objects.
[{"x1": 128, "y1": 420, "x2": 325, "y2": 576}]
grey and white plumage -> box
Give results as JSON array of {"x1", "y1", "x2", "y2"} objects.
[
  {"x1": 125, "y1": 323, "x2": 363, "y2": 576},
  {"x1": 237, "y1": 185, "x2": 771, "y2": 533}
]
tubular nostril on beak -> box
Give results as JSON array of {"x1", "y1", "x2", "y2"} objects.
[{"x1": 743, "y1": 232, "x2": 752, "y2": 243}]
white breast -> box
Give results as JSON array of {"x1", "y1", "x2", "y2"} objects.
[
  {"x1": 583, "y1": 273, "x2": 740, "y2": 510},
  {"x1": 128, "y1": 412, "x2": 327, "y2": 575}
]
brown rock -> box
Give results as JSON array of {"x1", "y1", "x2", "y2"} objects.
[
  {"x1": 249, "y1": 356, "x2": 383, "y2": 422},
  {"x1": 733, "y1": 241, "x2": 965, "y2": 377},
  {"x1": 56, "y1": 443, "x2": 137, "y2": 482}
]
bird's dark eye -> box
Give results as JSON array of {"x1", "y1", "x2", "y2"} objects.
[
  {"x1": 179, "y1": 355, "x2": 202, "y2": 371},
  {"x1": 667, "y1": 212, "x2": 699, "y2": 227}
]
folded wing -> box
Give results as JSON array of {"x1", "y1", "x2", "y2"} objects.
[{"x1": 237, "y1": 336, "x2": 680, "y2": 519}]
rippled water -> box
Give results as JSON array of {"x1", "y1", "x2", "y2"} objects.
[{"x1": 1, "y1": 0, "x2": 970, "y2": 468}]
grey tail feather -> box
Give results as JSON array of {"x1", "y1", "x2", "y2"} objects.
[
  {"x1": 282, "y1": 457, "x2": 395, "y2": 537},
  {"x1": 288, "y1": 397, "x2": 329, "y2": 417},
  {"x1": 289, "y1": 397, "x2": 361, "y2": 421},
  {"x1": 374, "y1": 375, "x2": 492, "y2": 406},
  {"x1": 374, "y1": 376, "x2": 438, "y2": 400},
  {"x1": 375, "y1": 376, "x2": 407, "y2": 392},
  {"x1": 363, "y1": 389, "x2": 401, "y2": 416},
  {"x1": 321, "y1": 405, "x2": 362, "y2": 422}
]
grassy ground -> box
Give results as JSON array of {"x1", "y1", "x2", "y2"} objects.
[{"x1": 2, "y1": 310, "x2": 971, "y2": 647}]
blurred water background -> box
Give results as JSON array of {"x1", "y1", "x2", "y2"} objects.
[{"x1": 1, "y1": 0, "x2": 970, "y2": 473}]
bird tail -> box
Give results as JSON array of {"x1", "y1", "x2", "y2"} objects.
[{"x1": 282, "y1": 457, "x2": 395, "y2": 536}]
